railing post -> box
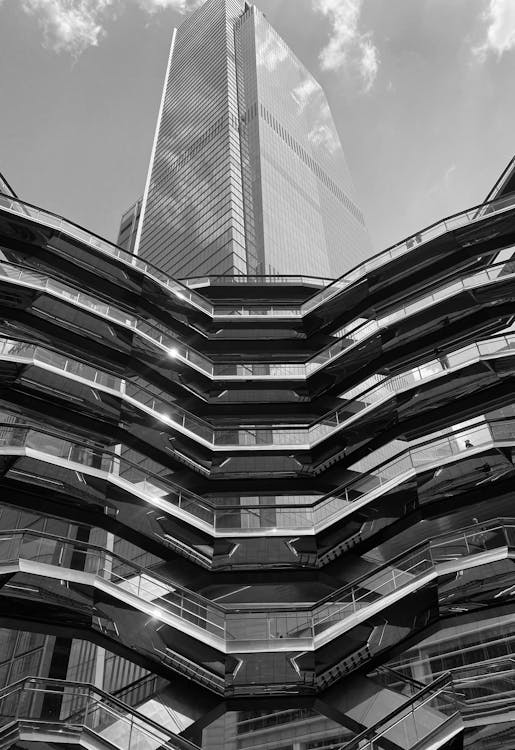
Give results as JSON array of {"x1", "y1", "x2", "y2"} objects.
[{"x1": 83, "y1": 688, "x2": 92, "y2": 730}]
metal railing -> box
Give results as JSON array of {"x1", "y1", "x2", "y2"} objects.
[
  {"x1": 0, "y1": 519, "x2": 512, "y2": 649},
  {"x1": 0, "y1": 529, "x2": 226, "y2": 643},
  {"x1": 302, "y1": 190, "x2": 515, "y2": 314},
  {"x1": 312, "y1": 520, "x2": 515, "y2": 640},
  {"x1": 2, "y1": 330, "x2": 515, "y2": 453},
  {"x1": 0, "y1": 259, "x2": 215, "y2": 378},
  {"x1": 0, "y1": 676, "x2": 198, "y2": 750},
  {"x1": 183, "y1": 273, "x2": 331, "y2": 288},
  {"x1": 0, "y1": 673, "x2": 461, "y2": 750},
  {"x1": 1, "y1": 188, "x2": 515, "y2": 320},
  {"x1": 336, "y1": 673, "x2": 461, "y2": 750},
  {"x1": 0, "y1": 193, "x2": 214, "y2": 314},
  {"x1": 1, "y1": 416, "x2": 515, "y2": 534},
  {"x1": 1, "y1": 253, "x2": 515, "y2": 394}
]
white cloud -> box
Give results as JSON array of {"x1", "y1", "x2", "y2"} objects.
[
  {"x1": 136, "y1": 0, "x2": 202, "y2": 13},
  {"x1": 292, "y1": 76, "x2": 319, "y2": 111},
  {"x1": 256, "y1": 27, "x2": 289, "y2": 72},
  {"x1": 308, "y1": 103, "x2": 339, "y2": 153},
  {"x1": 21, "y1": 0, "x2": 113, "y2": 56},
  {"x1": 476, "y1": 0, "x2": 515, "y2": 58},
  {"x1": 312, "y1": 0, "x2": 379, "y2": 91},
  {"x1": 444, "y1": 164, "x2": 456, "y2": 184},
  {"x1": 428, "y1": 164, "x2": 457, "y2": 197},
  {"x1": 17, "y1": 0, "x2": 200, "y2": 56},
  {"x1": 308, "y1": 122, "x2": 339, "y2": 153},
  {"x1": 359, "y1": 35, "x2": 378, "y2": 92},
  {"x1": 314, "y1": 0, "x2": 360, "y2": 71}
]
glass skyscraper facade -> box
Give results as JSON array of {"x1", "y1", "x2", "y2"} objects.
[
  {"x1": 136, "y1": 0, "x2": 370, "y2": 278},
  {"x1": 118, "y1": 197, "x2": 142, "y2": 253}
]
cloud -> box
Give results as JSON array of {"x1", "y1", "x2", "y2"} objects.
[
  {"x1": 359, "y1": 36, "x2": 378, "y2": 92},
  {"x1": 444, "y1": 164, "x2": 456, "y2": 184},
  {"x1": 308, "y1": 122, "x2": 339, "y2": 153},
  {"x1": 136, "y1": 0, "x2": 202, "y2": 12},
  {"x1": 292, "y1": 77, "x2": 319, "y2": 111},
  {"x1": 476, "y1": 0, "x2": 515, "y2": 59},
  {"x1": 312, "y1": 0, "x2": 379, "y2": 91},
  {"x1": 314, "y1": 0, "x2": 361, "y2": 71},
  {"x1": 17, "y1": 0, "x2": 200, "y2": 56},
  {"x1": 428, "y1": 164, "x2": 457, "y2": 197},
  {"x1": 308, "y1": 103, "x2": 339, "y2": 153},
  {"x1": 21, "y1": 0, "x2": 114, "y2": 55},
  {"x1": 256, "y1": 27, "x2": 289, "y2": 72}
]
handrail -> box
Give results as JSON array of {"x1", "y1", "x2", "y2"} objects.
[
  {"x1": 1, "y1": 254, "x2": 514, "y2": 390},
  {"x1": 1, "y1": 526, "x2": 223, "y2": 615},
  {"x1": 312, "y1": 516, "x2": 514, "y2": 612},
  {"x1": 0, "y1": 192, "x2": 214, "y2": 316},
  {"x1": 182, "y1": 273, "x2": 333, "y2": 286},
  {"x1": 0, "y1": 415, "x2": 210, "y2": 497},
  {"x1": 1, "y1": 415, "x2": 515, "y2": 533},
  {"x1": 375, "y1": 664, "x2": 427, "y2": 691},
  {"x1": 0, "y1": 258, "x2": 215, "y2": 375},
  {"x1": 1, "y1": 188, "x2": 515, "y2": 320},
  {"x1": 0, "y1": 676, "x2": 199, "y2": 750},
  {"x1": 1, "y1": 517, "x2": 512, "y2": 645},
  {"x1": 0, "y1": 675, "x2": 459, "y2": 750},
  {"x1": 337, "y1": 673, "x2": 456, "y2": 750},
  {"x1": 2, "y1": 329, "x2": 515, "y2": 452},
  {"x1": 303, "y1": 190, "x2": 515, "y2": 313}
]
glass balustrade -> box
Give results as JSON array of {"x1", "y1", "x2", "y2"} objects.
[
  {"x1": 310, "y1": 521, "x2": 515, "y2": 642},
  {"x1": 1, "y1": 416, "x2": 515, "y2": 534},
  {"x1": 2, "y1": 330, "x2": 515, "y2": 452},
  {"x1": 333, "y1": 261, "x2": 515, "y2": 348},
  {"x1": 2, "y1": 189, "x2": 515, "y2": 321},
  {"x1": 0, "y1": 673, "x2": 459, "y2": 749},
  {"x1": 183, "y1": 274, "x2": 331, "y2": 288},
  {"x1": 0, "y1": 521, "x2": 512, "y2": 649},
  {"x1": 0, "y1": 193, "x2": 213, "y2": 316},
  {"x1": 212, "y1": 304, "x2": 302, "y2": 317},
  {"x1": 1, "y1": 255, "x2": 515, "y2": 385},
  {"x1": 0, "y1": 423, "x2": 215, "y2": 527},
  {"x1": 0, "y1": 677, "x2": 197, "y2": 750},
  {"x1": 312, "y1": 418, "x2": 515, "y2": 529},
  {"x1": 0, "y1": 530, "x2": 226, "y2": 642},
  {"x1": 0, "y1": 259, "x2": 216, "y2": 377},
  {"x1": 304, "y1": 259, "x2": 515, "y2": 377},
  {"x1": 303, "y1": 189, "x2": 515, "y2": 315},
  {"x1": 336, "y1": 674, "x2": 460, "y2": 750}
]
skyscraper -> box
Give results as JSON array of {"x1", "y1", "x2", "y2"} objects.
[
  {"x1": 135, "y1": 0, "x2": 370, "y2": 279},
  {"x1": 117, "y1": 197, "x2": 142, "y2": 253}
]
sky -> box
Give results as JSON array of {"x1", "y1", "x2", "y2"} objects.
[{"x1": 0, "y1": 0, "x2": 514, "y2": 255}]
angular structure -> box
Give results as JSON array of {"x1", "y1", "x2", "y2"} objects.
[
  {"x1": 1, "y1": 174, "x2": 515, "y2": 748},
  {"x1": 135, "y1": 0, "x2": 370, "y2": 278}
]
